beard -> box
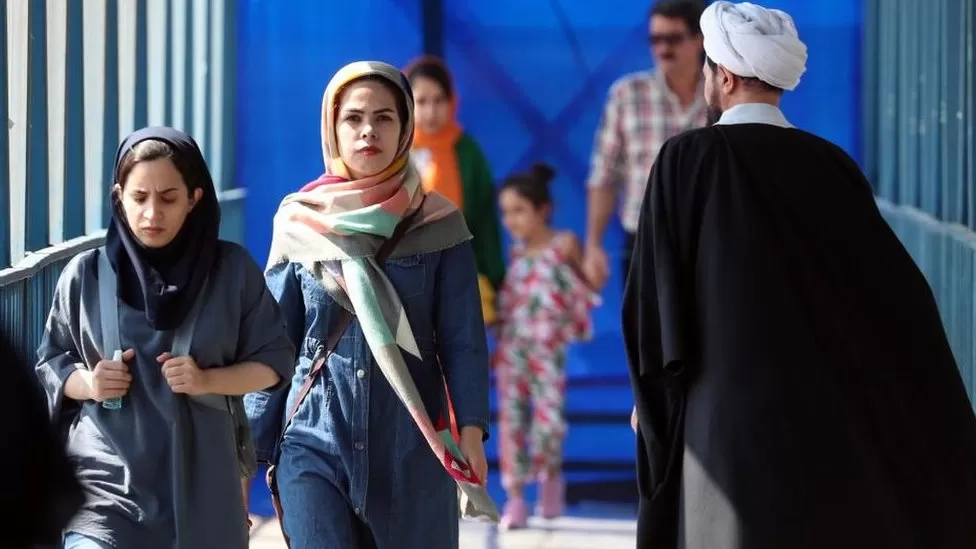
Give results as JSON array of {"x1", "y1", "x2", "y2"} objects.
[
  {"x1": 706, "y1": 85, "x2": 723, "y2": 125},
  {"x1": 706, "y1": 105, "x2": 723, "y2": 125}
]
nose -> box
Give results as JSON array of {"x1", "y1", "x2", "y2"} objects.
[
  {"x1": 361, "y1": 123, "x2": 376, "y2": 141},
  {"x1": 143, "y1": 201, "x2": 162, "y2": 221}
]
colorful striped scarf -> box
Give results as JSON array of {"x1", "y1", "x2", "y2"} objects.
[{"x1": 267, "y1": 61, "x2": 499, "y2": 522}]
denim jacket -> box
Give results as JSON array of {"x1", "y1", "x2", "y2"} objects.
[{"x1": 245, "y1": 239, "x2": 490, "y2": 464}]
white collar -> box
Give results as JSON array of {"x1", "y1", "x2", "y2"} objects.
[{"x1": 715, "y1": 103, "x2": 793, "y2": 128}]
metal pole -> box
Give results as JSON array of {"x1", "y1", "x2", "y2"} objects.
[{"x1": 422, "y1": 0, "x2": 444, "y2": 57}]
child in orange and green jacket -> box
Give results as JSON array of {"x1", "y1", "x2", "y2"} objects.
[{"x1": 405, "y1": 56, "x2": 505, "y2": 324}]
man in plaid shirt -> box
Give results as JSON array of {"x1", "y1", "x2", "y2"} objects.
[{"x1": 582, "y1": 0, "x2": 711, "y2": 290}]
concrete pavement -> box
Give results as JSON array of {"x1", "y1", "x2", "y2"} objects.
[{"x1": 247, "y1": 514, "x2": 637, "y2": 548}]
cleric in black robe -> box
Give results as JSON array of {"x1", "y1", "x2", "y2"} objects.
[{"x1": 623, "y1": 2, "x2": 976, "y2": 548}]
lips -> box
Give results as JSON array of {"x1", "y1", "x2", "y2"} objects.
[
  {"x1": 142, "y1": 227, "x2": 164, "y2": 235},
  {"x1": 359, "y1": 146, "x2": 381, "y2": 156}
]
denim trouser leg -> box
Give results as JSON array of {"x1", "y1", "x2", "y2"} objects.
[
  {"x1": 63, "y1": 533, "x2": 112, "y2": 549},
  {"x1": 277, "y1": 442, "x2": 375, "y2": 549}
]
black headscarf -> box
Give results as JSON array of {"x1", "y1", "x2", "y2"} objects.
[{"x1": 104, "y1": 126, "x2": 221, "y2": 331}]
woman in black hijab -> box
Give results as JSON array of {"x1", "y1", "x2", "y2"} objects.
[
  {"x1": 35, "y1": 127, "x2": 295, "y2": 549},
  {"x1": 104, "y1": 126, "x2": 221, "y2": 331}
]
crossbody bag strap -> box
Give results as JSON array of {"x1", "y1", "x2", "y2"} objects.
[
  {"x1": 272, "y1": 198, "x2": 427, "y2": 459},
  {"x1": 171, "y1": 277, "x2": 209, "y2": 357},
  {"x1": 98, "y1": 247, "x2": 211, "y2": 359},
  {"x1": 97, "y1": 249, "x2": 122, "y2": 359}
]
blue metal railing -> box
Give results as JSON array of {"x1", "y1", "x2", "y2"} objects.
[
  {"x1": 863, "y1": 0, "x2": 975, "y2": 226},
  {"x1": 0, "y1": 1, "x2": 9, "y2": 272},
  {"x1": 878, "y1": 199, "x2": 976, "y2": 401},
  {"x1": 0, "y1": 188, "x2": 247, "y2": 366},
  {"x1": 0, "y1": 1, "x2": 240, "y2": 363},
  {"x1": 1, "y1": 0, "x2": 237, "y2": 269},
  {"x1": 864, "y1": 0, "x2": 976, "y2": 404}
]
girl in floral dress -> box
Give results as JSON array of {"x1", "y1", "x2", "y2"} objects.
[{"x1": 493, "y1": 163, "x2": 600, "y2": 530}]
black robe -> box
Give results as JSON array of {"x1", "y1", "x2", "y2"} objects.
[{"x1": 623, "y1": 122, "x2": 976, "y2": 548}]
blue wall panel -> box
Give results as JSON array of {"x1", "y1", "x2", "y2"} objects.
[
  {"x1": 865, "y1": 0, "x2": 975, "y2": 228},
  {"x1": 864, "y1": 0, "x2": 976, "y2": 407},
  {"x1": 237, "y1": 0, "x2": 421, "y2": 266}
]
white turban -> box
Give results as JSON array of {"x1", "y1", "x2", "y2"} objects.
[{"x1": 700, "y1": 1, "x2": 807, "y2": 91}]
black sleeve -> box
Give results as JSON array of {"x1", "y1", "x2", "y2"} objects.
[
  {"x1": 622, "y1": 135, "x2": 694, "y2": 380},
  {"x1": 621, "y1": 133, "x2": 706, "y2": 548}
]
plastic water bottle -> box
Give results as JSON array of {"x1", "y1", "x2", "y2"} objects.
[{"x1": 102, "y1": 350, "x2": 124, "y2": 410}]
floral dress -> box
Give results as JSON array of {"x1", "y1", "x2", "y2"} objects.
[{"x1": 493, "y1": 238, "x2": 600, "y2": 487}]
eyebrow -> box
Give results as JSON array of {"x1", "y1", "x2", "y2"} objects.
[
  {"x1": 341, "y1": 107, "x2": 395, "y2": 115},
  {"x1": 132, "y1": 187, "x2": 181, "y2": 194}
]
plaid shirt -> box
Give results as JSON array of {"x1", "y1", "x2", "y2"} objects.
[{"x1": 586, "y1": 70, "x2": 708, "y2": 233}]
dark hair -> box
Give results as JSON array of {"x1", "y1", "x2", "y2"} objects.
[
  {"x1": 500, "y1": 163, "x2": 556, "y2": 210},
  {"x1": 705, "y1": 56, "x2": 784, "y2": 94},
  {"x1": 649, "y1": 0, "x2": 706, "y2": 35},
  {"x1": 406, "y1": 62, "x2": 453, "y2": 99},
  {"x1": 337, "y1": 74, "x2": 411, "y2": 130},
  {"x1": 116, "y1": 140, "x2": 194, "y2": 196}
]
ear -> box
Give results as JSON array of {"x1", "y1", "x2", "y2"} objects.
[
  {"x1": 113, "y1": 184, "x2": 122, "y2": 200},
  {"x1": 188, "y1": 187, "x2": 204, "y2": 210},
  {"x1": 540, "y1": 202, "x2": 554, "y2": 220},
  {"x1": 718, "y1": 65, "x2": 737, "y2": 94}
]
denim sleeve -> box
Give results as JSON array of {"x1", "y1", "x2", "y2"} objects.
[
  {"x1": 434, "y1": 240, "x2": 491, "y2": 440},
  {"x1": 244, "y1": 261, "x2": 306, "y2": 465},
  {"x1": 266, "y1": 261, "x2": 307, "y2": 353}
]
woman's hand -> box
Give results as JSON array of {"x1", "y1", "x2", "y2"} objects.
[
  {"x1": 159, "y1": 352, "x2": 210, "y2": 395},
  {"x1": 87, "y1": 348, "x2": 135, "y2": 401},
  {"x1": 459, "y1": 426, "x2": 488, "y2": 485}
]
